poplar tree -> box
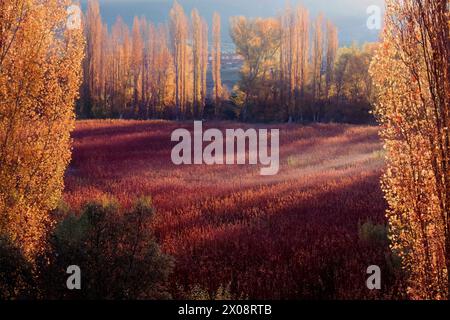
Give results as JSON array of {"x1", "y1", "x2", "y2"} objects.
[
  {"x1": 0, "y1": 0, "x2": 84, "y2": 258},
  {"x1": 311, "y1": 14, "x2": 324, "y2": 121},
  {"x1": 212, "y1": 12, "x2": 223, "y2": 114},
  {"x1": 170, "y1": 1, "x2": 189, "y2": 118},
  {"x1": 131, "y1": 17, "x2": 143, "y2": 116},
  {"x1": 191, "y1": 9, "x2": 202, "y2": 117},
  {"x1": 370, "y1": 0, "x2": 449, "y2": 299},
  {"x1": 325, "y1": 20, "x2": 338, "y2": 102}
]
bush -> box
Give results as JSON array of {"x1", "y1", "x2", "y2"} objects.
[
  {"x1": 182, "y1": 283, "x2": 244, "y2": 300},
  {"x1": 0, "y1": 236, "x2": 34, "y2": 299},
  {"x1": 358, "y1": 221, "x2": 388, "y2": 246},
  {"x1": 38, "y1": 197, "x2": 174, "y2": 299}
]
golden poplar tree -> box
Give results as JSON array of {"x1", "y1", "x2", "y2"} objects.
[
  {"x1": 212, "y1": 12, "x2": 223, "y2": 113},
  {"x1": 311, "y1": 13, "x2": 324, "y2": 121},
  {"x1": 131, "y1": 17, "x2": 143, "y2": 117},
  {"x1": 100, "y1": 21, "x2": 111, "y2": 114},
  {"x1": 297, "y1": 6, "x2": 310, "y2": 120},
  {"x1": 191, "y1": 9, "x2": 203, "y2": 117},
  {"x1": 280, "y1": 5, "x2": 295, "y2": 120},
  {"x1": 115, "y1": 17, "x2": 132, "y2": 117},
  {"x1": 110, "y1": 17, "x2": 127, "y2": 117},
  {"x1": 84, "y1": 0, "x2": 103, "y2": 116},
  {"x1": 370, "y1": 0, "x2": 449, "y2": 299},
  {"x1": 200, "y1": 18, "x2": 208, "y2": 112},
  {"x1": 325, "y1": 20, "x2": 338, "y2": 101},
  {"x1": 0, "y1": 0, "x2": 84, "y2": 258},
  {"x1": 170, "y1": 1, "x2": 189, "y2": 118},
  {"x1": 153, "y1": 25, "x2": 175, "y2": 112},
  {"x1": 280, "y1": 5, "x2": 312, "y2": 121}
]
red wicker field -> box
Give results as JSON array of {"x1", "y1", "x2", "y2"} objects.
[{"x1": 64, "y1": 120, "x2": 403, "y2": 299}]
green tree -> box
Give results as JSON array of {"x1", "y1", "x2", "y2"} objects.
[{"x1": 39, "y1": 197, "x2": 174, "y2": 299}]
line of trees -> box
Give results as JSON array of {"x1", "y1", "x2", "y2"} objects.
[
  {"x1": 80, "y1": 0, "x2": 220, "y2": 120},
  {"x1": 230, "y1": 5, "x2": 376, "y2": 123},
  {"x1": 80, "y1": 1, "x2": 376, "y2": 124}
]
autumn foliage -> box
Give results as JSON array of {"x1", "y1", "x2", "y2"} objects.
[
  {"x1": 79, "y1": 1, "x2": 375, "y2": 124},
  {"x1": 81, "y1": 0, "x2": 210, "y2": 120},
  {"x1": 0, "y1": 0, "x2": 448, "y2": 301},
  {"x1": 230, "y1": 5, "x2": 374, "y2": 123},
  {"x1": 370, "y1": 0, "x2": 449, "y2": 299},
  {"x1": 0, "y1": 0, "x2": 84, "y2": 258}
]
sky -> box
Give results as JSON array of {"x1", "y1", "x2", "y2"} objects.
[{"x1": 80, "y1": 0, "x2": 385, "y2": 48}]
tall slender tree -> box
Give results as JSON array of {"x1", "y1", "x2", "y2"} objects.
[
  {"x1": 280, "y1": 5, "x2": 311, "y2": 121},
  {"x1": 170, "y1": 1, "x2": 189, "y2": 118},
  {"x1": 200, "y1": 18, "x2": 208, "y2": 115},
  {"x1": 212, "y1": 12, "x2": 223, "y2": 114},
  {"x1": 191, "y1": 9, "x2": 202, "y2": 118},
  {"x1": 371, "y1": 0, "x2": 449, "y2": 299},
  {"x1": 311, "y1": 13, "x2": 324, "y2": 121},
  {"x1": 0, "y1": 0, "x2": 84, "y2": 258},
  {"x1": 131, "y1": 17, "x2": 143, "y2": 117},
  {"x1": 325, "y1": 20, "x2": 338, "y2": 102},
  {"x1": 83, "y1": 0, "x2": 104, "y2": 117}
]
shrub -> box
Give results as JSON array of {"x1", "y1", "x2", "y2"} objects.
[
  {"x1": 38, "y1": 197, "x2": 174, "y2": 299},
  {"x1": 183, "y1": 283, "x2": 242, "y2": 300},
  {"x1": 0, "y1": 236, "x2": 34, "y2": 299},
  {"x1": 358, "y1": 221, "x2": 388, "y2": 246}
]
